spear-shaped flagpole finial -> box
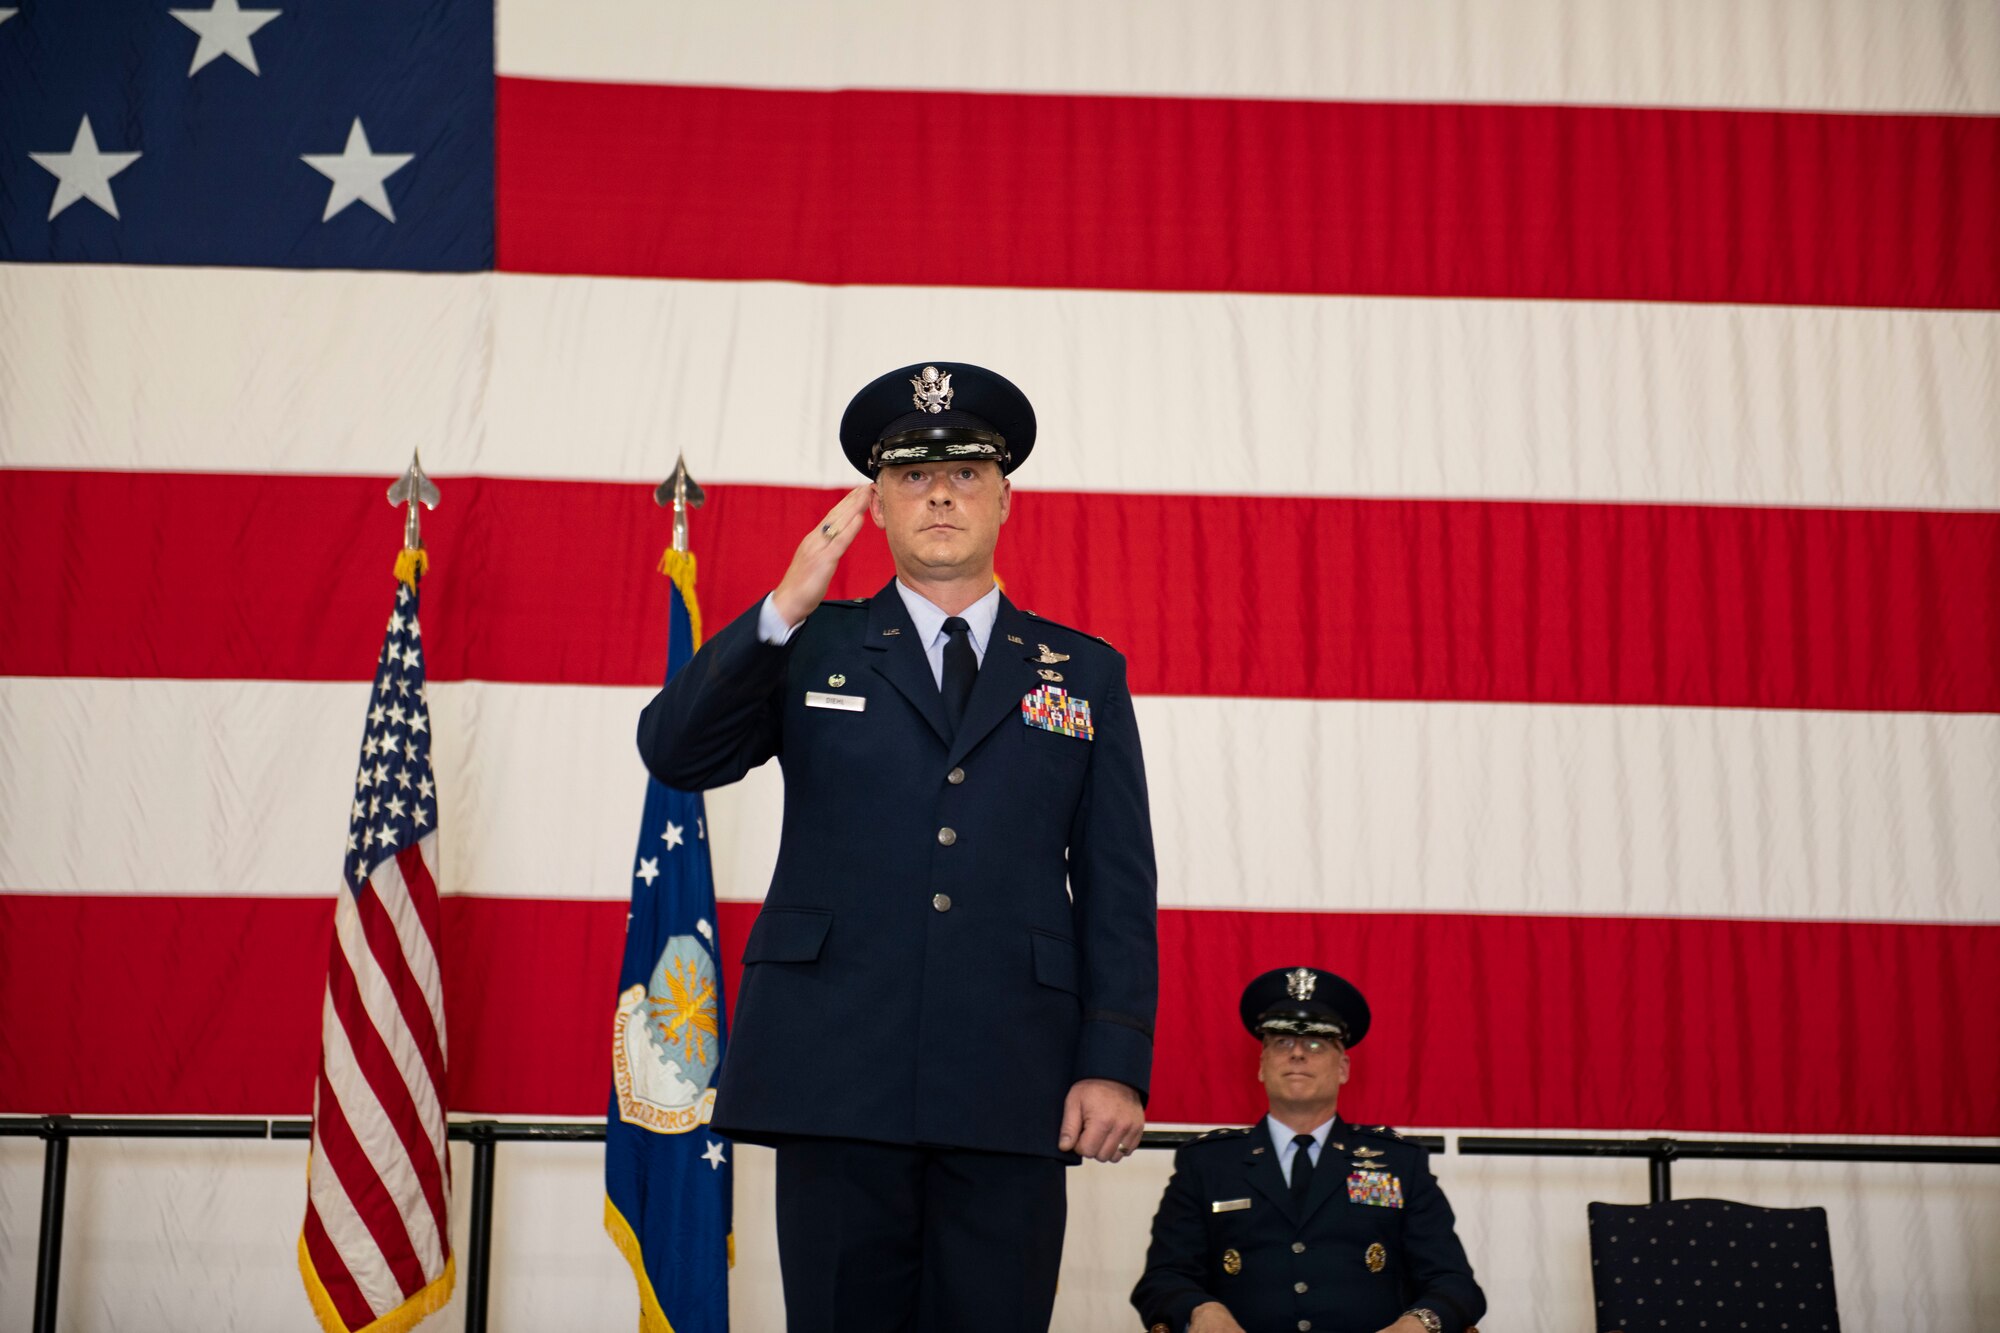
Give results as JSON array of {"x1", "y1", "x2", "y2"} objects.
[
  {"x1": 386, "y1": 450, "x2": 442, "y2": 551},
  {"x1": 654, "y1": 453, "x2": 706, "y2": 554}
]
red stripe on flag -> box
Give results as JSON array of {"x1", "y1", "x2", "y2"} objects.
[
  {"x1": 7, "y1": 471, "x2": 1997, "y2": 712},
  {"x1": 496, "y1": 79, "x2": 2000, "y2": 310},
  {"x1": 5, "y1": 893, "x2": 1996, "y2": 1135},
  {"x1": 325, "y1": 940, "x2": 450, "y2": 1247},
  {"x1": 394, "y1": 846, "x2": 447, "y2": 995},
  {"x1": 303, "y1": 1200, "x2": 377, "y2": 1333},
  {"x1": 355, "y1": 881, "x2": 448, "y2": 1099},
  {"x1": 1147, "y1": 908, "x2": 2000, "y2": 1135},
  {"x1": 310, "y1": 1066, "x2": 430, "y2": 1300}
]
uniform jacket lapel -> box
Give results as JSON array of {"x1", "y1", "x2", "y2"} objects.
[
  {"x1": 862, "y1": 582, "x2": 951, "y2": 747},
  {"x1": 945, "y1": 594, "x2": 1044, "y2": 770},
  {"x1": 1245, "y1": 1121, "x2": 1300, "y2": 1225}
]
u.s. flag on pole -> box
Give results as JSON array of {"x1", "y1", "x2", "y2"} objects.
[{"x1": 299, "y1": 555, "x2": 454, "y2": 1333}]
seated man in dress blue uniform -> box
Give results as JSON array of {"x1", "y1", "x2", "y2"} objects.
[
  {"x1": 639, "y1": 362, "x2": 1159, "y2": 1333},
  {"x1": 1132, "y1": 968, "x2": 1484, "y2": 1333}
]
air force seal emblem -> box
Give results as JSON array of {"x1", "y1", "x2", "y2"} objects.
[{"x1": 613, "y1": 932, "x2": 722, "y2": 1133}]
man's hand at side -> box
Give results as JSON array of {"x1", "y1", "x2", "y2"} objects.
[
  {"x1": 1190, "y1": 1302, "x2": 1247, "y2": 1333},
  {"x1": 771, "y1": 484, "x2": 872, "y2": 627},
  {"x1": 1058, "y1": 1077, "x2": 1145, "y2": 1162}
]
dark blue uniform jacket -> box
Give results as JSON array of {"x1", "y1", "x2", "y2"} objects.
[
  {"x1": 637, "y1": 580, "x2": 1158, "y2": 1160},
  {"x1": 1133, "y1": 1119, "x2": 1485, "y2": 1333}
]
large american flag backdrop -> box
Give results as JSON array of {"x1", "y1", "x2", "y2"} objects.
[{"x1": 2, "y1": 1, "x2": 1996, "y2": 1329}]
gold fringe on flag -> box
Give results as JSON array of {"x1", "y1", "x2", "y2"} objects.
[
  {"x1": 393, "y1": 547, "x2": 430, "y2": 588},
  {"x1": 656, "y1": 548, "x2": 704, "y2": 651},
  {"x1": 604, "y1": 1198, "x2": 681, "y2": 1333},
  {"x1": 299, "y1": 1236, "x2": 456, "y2": 1333}
]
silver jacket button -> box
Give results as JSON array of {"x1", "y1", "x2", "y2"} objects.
[
  {"x1": 932, "y1": 893, "x2": 952, "y2": 912},
  {"x1": 947, "y1": 767, "x2": 965, "y2": 785},
  {"x1": 937, "y1": 827, "x2": 957, "y2": 845}
]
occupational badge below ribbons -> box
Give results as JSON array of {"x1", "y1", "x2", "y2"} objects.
[
  {"x1": 1347, "y1": 1170, "x2": 1405, "y2": 1208},
  {"x1": 1221, "y1": 1248, "x2": 1243, "y2": 1276},
  {"x1": 612, "y1": 933, "x2": 722, "y2": 1135},
  {"x1": 1365, "y1": 1241, "x2": 1387, "y2": 1273},
  {"x1": 1021, "y1": 684, "x2": 1094, "y2": 740}
]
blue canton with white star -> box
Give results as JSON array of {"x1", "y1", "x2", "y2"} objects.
[
  {"x1": 0, "y1": 0, "x2": 491, "y2": 268},
  {"x1": 348, "y1": 577, "x2": 437, "y2": 893}
]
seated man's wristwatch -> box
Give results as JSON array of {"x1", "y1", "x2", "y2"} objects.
[{"x1": 1406, "y1": 1310, "x2": 1444, "y2": 1333}]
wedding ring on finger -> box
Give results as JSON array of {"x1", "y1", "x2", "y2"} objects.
[{"x1": 821, "y1": 523, "x2": 836, "y2": 538}]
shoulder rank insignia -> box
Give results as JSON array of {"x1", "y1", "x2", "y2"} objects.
[{"x1": 1194, "y1": 1126, "x2": 1251, "y2": 1143}]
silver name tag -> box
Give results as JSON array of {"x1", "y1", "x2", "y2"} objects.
[
  {"x1": 805, "y1": 691, "x2": 866, "y2": 712},
  {"x1": 1211, "y1": 1198, "x2": 1252, "y2": 1213}
]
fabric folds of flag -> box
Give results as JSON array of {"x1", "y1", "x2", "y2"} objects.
[
  {"x1": 299, "y1": 553, "x2": 454, "y2": 1333},
  {"x1": 606, "y1": 548, "x2": 732, "y2": 1333}
]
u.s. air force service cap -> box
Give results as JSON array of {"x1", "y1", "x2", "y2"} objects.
[
  {"x1": 840, "y1": 361, "x2": 1037, "y2": 478},
  {"x1": 1239, "y1": 966, "x2": 1372, "y2": 1047}
]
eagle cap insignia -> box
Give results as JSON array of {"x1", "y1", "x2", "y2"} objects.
[
  {"x1": 911, "y1": 365, "x2": 954, "y2": 414},
  {"x1": 1286, "y1": 967, "x2": 1317, "y2": 1001}
]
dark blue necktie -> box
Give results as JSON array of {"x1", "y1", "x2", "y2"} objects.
[
  {"x1": 1290, "y1": 1133, "x2": 1316, "y2": 1203},
  {"x1": 942, "y1": 616, "x2": 976, "y2": 733}
]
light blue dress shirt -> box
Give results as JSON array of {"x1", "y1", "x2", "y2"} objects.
[
  {"x1": 1266, "y1": 1113, "x2": 1337, "y2": 1187},
  {"x1": 760, "y1": 583, "x2": 999, "y2": 688}
]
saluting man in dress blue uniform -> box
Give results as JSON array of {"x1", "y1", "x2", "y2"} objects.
[
  {"x1": 1132, "y1": 968, "x2": 1485, "y2": 1333},
  {"x1": 638, "y1": 361, "x2": 1159, "y2": 1333}
]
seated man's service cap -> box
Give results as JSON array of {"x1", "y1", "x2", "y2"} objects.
[
  {"x1": 840, "y1": 361, "x2": 1037, "y2": 478},
  {"x1": 1239, "y1": 966, "x2": 1371, "y2": 1047}
]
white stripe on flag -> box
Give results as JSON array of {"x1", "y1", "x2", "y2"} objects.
[
  {"x1": 306, "y1": 1068, "x2": 404, "y2": 1319},
  {"x1": 364, "y1": 847, "x2": 451, "y2": 1058},
  {"x1": 5, "y1": 676, "x2": 1995, "y2": 924},
  {"x1": 333, "y1": 888, "x2": 448, "y2": 1162},
  {"x1": 494, "y1": 0, "x2": 2000, "y2": 113},
  {"x1": 5, "y1": 265, "x2": 1996, "y2": 510},
  {"x1": 318, "y1": 988, "x2": 446, "y2": 1276}
]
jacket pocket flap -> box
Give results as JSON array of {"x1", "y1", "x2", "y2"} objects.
[
  {"x1": 743, "y1": 908, "x2": 833, "y2": 964},
  {"x1": 1030, "y1": 930, "x2": 1080, "y2": 995}
]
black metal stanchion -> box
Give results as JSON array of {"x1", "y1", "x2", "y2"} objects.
[
  {"x1": 33, "y1": 1118, "x2": 71, "y2": 1333},
  {"x1": 1648, "y1": 1148, "x2": 1674, "y2": 1203},
  {"x1": 463, "y1": 1121, "x2": 498, "y2": 1333}
]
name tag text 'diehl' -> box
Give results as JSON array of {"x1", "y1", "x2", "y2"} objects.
[{"x1": 806, "y1": 691, "x2": 865, "y2": 712}]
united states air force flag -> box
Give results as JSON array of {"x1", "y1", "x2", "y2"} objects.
[{"x1": 606, "y1": 550, "x2": 731, "y2": 1333}]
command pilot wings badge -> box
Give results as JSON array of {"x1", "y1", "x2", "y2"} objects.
[{"x1": 1032, "y1": 643, "x2": 1070, "y2": 664}]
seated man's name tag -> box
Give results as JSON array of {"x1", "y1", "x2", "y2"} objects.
[
  {"x1": 1210, "y1": 1198, "x2": 1253, "y2": 1214},
  {"x1": 806, "y1": 691, "x2": 866, "y2": 712},
  {"x1": 1347, "y1": 1171, "x2": 1404, "y2": 1208},
  {"x1": 1021, "y1": 684, "x2": 1094, "y2": 740}
]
